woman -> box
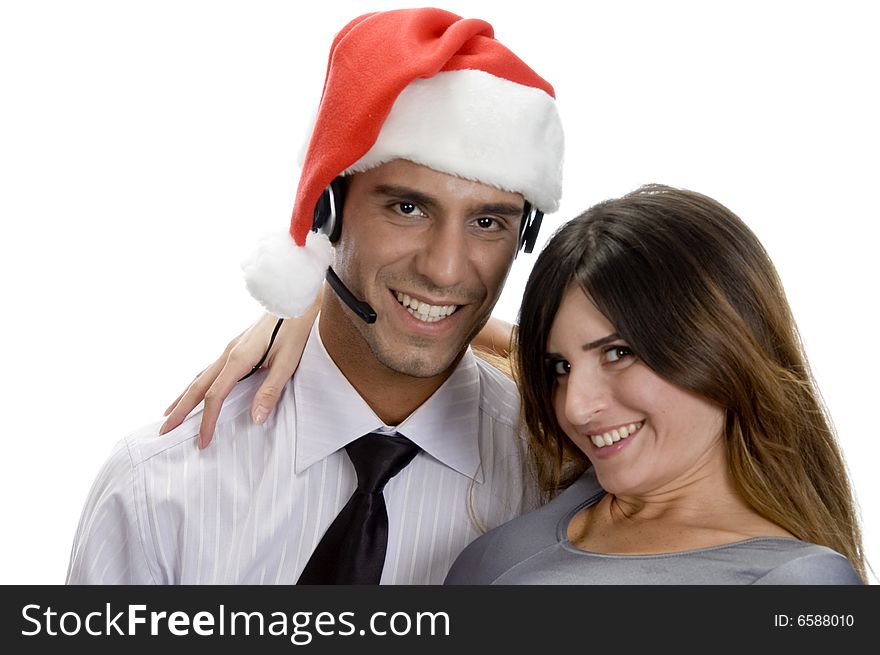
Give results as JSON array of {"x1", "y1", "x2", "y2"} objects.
[
  {"x1": 445, "y1": 184, "x2": 864, "y2": 583},
  {"x1": 162, "y1": 185, "x2": 866, "y2": 584}
]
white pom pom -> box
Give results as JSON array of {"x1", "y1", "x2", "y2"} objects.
[{"x1": 241, "y1": 230, "x2": 334, "y2": 318}]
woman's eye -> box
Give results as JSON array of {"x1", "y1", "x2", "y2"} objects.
[
  {"x1": 550, "y1": 359, "x2": 570, "y2": 376},
  {"x1": 604, "y1": 346, "x2": 633, "y2": 363}
]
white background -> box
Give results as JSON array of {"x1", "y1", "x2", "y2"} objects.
[{"x1": 1, "y1": 0, "x2": 877, "y2": 584}]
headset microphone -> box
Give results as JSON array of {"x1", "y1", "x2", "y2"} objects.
[
  {"x1": 325, "y1": 267, "x2": 377, "y2": 324},
  {"x1": 313, "y1": 179, "x2": 542, "y2": 325},
  {"x1": 313, "y1": 178, "x2": 378, "y2": 324}
]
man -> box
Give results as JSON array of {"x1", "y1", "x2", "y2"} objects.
[{"x1": 66, "y1": 7, "x2": 563, "y2": 584}]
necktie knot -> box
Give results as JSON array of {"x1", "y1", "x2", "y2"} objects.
[{"x1": 346, "y1": 432, "x2": 421, "y2": 494}]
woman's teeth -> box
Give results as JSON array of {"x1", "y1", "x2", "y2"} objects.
[
  {"x1": 395, "y1": 291, "x2": 458, "y2": 323},
  {"x1": 589, "y1": 422, "x2": 642, "y2": 448}
]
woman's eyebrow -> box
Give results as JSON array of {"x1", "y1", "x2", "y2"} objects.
[
  {"x1": 545, "y1": 333, "x2": 621, "y2": 358},
  {"x1": 581, "y1": 333, "x2": 620, "y2": 351}
]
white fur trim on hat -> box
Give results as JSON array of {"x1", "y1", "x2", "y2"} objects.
[
  {"x1": 344, "y1": 69, "x2": 563, "y2": 213},
  {"x1": 241, "y1": 230, "x2": 334, "y2": 319}
]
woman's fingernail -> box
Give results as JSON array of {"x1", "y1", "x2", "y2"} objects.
[{"x1": 253, "y1": 406, "x2": 269, "y2": 424}]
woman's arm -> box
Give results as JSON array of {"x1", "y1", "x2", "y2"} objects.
[
  {"x1": 160, "y1": 301, "x2": 510, "y2": 448},
  {"x1": 471, "y1": 316, "x2": 515, "y2": 359},
  {"x1": 160, "y1": 297, "x2": 320, "y2": 448}
]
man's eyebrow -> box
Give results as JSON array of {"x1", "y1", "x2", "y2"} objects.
[
  {"x1": 372, "y1": 184, "x2": 524, "y2": 217},
  {"x1": 478, "y1": 202, "x2": 526, "y2": 217},
  {"x1": 373, "y1": 184, "x2": 438, "y2": 210}
]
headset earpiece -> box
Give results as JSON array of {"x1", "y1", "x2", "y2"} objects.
[
  {"x1": 312, "y1": 177, "x2": 346, "y2": 243},
  {"x1": 519, "y1": 202, "x2": 544, "y2": 254}
]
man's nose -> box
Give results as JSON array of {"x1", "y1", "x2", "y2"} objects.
[{"x1": 413, "y1": 221, "x2": 470, "y2": 289}]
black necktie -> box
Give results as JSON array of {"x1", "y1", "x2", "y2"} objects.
[{"x1": 297, "y1": 432, "x2": 421, "y2": 584}]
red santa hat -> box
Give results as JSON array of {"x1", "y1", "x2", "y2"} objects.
[{"x1": 242, "y1": 7, "x2": 564, "y2": 318}]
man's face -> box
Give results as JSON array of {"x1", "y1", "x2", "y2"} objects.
[{"x1": 327, "y1": 159, "x2": 523, "y2": 379}]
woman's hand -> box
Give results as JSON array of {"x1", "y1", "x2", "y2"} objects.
[{"x1": 160, "y1": 303, "x2": 319, "y2": 448}]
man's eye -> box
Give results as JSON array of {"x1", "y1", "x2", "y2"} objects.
[
  {"x1": 604, "y1": 346, "x2": 633, "y2": 363},
  {"x1": 394, "y1": 202, "x2": 425, "y2": 217},
  {"x1": 475, "y1": 217, "x2": 497, "y2": 229}
]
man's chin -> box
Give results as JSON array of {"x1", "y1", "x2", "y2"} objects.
[{"x1": 373, "y1": 345, "x2": 463, "y2": 380}]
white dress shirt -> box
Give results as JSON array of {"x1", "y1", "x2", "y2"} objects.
[{"x1": 67, "y1": 323, "x2": 539, "y2": 584}]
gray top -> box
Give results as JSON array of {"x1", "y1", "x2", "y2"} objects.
[{"x1": 445, "y1": 469, "x2": 862, "y2": 585}]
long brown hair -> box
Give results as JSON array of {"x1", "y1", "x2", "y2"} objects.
[{"x1": 515, "y1": 184, "x2": 866, "y2": 580}]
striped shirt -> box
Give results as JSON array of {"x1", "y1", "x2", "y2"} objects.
[{"x1": 66, "y1": 323, "x2": 539, "y2": 584}]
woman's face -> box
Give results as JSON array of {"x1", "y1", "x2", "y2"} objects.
[{"x1": 546, "y1": 285, "x2": 726, "y2": 497}]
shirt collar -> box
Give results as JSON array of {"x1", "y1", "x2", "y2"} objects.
[{"x1": 293, "y1": 320, "x2": 483, "y2": 482}]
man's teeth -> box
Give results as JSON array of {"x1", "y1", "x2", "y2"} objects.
[
  {"x1": 394, "y1": 291, "x2": 458, "y2": 323},
  {"x1": 589, "y1": 422, "x2": 642, "y2": 449}
]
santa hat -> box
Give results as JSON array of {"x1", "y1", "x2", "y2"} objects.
[{"x1": 242, "y1": 7, "x2": 564, "y2": 318}]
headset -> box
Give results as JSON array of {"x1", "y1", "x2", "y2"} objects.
[
  {"x1": 311, "y1": 177, "x2": 377, "y2": 324},
  {"x1": 312, "y1": 177, "x2": 347, "y2": 244},
  {"x1": 312, "y1": 176, "x2": 544, "y2": 253},
  {"x1": 240, "y1": 177, "x2": 544, "y2": 381},
  {"x1": 312, "y1": 176, "x2": 544, "y2": 324},
  {"x1": 518, "y1": 202, "x2": 544, "y2": 254}
]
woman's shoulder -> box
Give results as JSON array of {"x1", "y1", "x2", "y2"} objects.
[
  {"x1": 746, "y1": 540, "x2": 864, "y2": 585},
  {"x1": 493, "y1": 468, "x2": 605, "y2": 546},
  {"x1": 445, "y1": 468, "x2": 602, "y2": 584}
]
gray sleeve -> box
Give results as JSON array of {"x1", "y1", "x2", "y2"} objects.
[
  {"x1": 444, "y1": 525, "x2": 511, "y2": 584},
  {"x1": 752, "y1": 551, "x2": 863, "y2": 585}
]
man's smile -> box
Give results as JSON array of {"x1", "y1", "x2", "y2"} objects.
[{"x1": 393, "y1": 290, "x2": 461, "y2": 323}]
